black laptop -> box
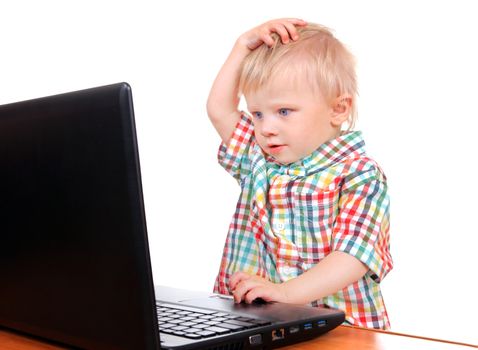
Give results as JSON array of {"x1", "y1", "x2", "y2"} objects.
[{"x1": 0, "y1": 83, "x2": 345, "y2": 350}]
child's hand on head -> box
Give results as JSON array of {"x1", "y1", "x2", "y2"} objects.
[
  {"x1": 229, "y1": 271, "x2": 288, "y2": 304},
  {"x1": 238, "y1": 18, "x2": 307, "y2": 51}
]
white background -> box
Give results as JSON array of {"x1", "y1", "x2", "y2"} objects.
[{"x1": 1, "y1": 0, "x2": 477, "y2": 345}]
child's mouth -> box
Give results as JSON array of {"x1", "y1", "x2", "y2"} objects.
[{"x1": 268, "y1": 144, "x2": 286, "y2": 154}]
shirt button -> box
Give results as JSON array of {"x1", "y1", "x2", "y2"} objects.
[{"x1": 275, "y1": 222, "x2": 285, "y2": 231}]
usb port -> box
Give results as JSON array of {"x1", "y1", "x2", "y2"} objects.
[
  {"x1": 317, "y1": 320, "x2": 327, "y2": 327},
  {"x1": 303, "y1": 323, "x2": 313, "y2": 330},
  {"x1": 272, "y1": 328, "x2": 285, "y2": 341},
  {"x1": 289, "y1": 325, "x2": 300, "y2": 334}
]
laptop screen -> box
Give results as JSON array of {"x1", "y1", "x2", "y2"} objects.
[{"x1": 0, "y1": 83, "x2": 160, "y2": 349}]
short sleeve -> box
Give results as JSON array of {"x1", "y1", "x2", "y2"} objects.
[
  {"x1": 217, "y1": 113, "x2": 254, "y2": 183},
  {"x1": 332, "y1": 162, "x2": 392, "y2": 282}
]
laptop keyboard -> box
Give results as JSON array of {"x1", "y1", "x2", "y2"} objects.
[{"x1": 157, "y1": 303, "x2": 271, "y2": 340}]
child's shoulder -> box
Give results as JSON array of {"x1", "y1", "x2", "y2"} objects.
[{"x1": 339, "y1": 153, "x2": 387, "y2": 188}]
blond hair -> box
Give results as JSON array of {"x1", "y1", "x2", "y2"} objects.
[{"x1": 239, "y1": 23, "x2": 358, "y2": 130}]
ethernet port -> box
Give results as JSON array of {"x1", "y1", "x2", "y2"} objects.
[{"x1": 272, "y1": 328, "x2": 285, "y2": 341}]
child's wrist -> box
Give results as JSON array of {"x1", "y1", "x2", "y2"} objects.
[
  {"x1": 278, "y1": 281, "x2": 293, "y2": 304},
  {"x1": 234, "y1": 37, "x2": 254, "y2": 54}
]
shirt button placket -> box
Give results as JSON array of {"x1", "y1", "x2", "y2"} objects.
[{"x1": 276, "y1": 222, "x2": 285, "y2": 231}]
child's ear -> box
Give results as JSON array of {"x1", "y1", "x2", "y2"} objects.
[{"x1": 330, "y1": 95, "x2": 352, "y2": 127}]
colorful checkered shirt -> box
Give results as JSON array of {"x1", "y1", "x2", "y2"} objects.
[{"x1": 213, "y1": 114, "x2": 393, "y2": 329}]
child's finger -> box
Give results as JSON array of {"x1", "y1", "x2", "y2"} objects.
[
  {"x1": 282, "y1": 21, "x2": 302, "y2": 41},
  {"x1": 273, "y1": 23, "x2": 294, "y2": 44},
  {"x1": 244, "y1": 287, "x2": 268, "y2": 304},
  {"x1": 233, "y1": 279, "x2": 262, "y2": 303},
  {"x1": 229, "y1": 271, "x2": 250, "y2": 291},
  {"x1": 258, "y1": 32, "x2": 275, "y2": 47}
]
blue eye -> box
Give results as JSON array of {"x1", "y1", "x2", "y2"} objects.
[
  {"x1": 252, "y1": 111, "x2": 263, "y2": 119},
  {"x1": 278, "y1": 108, "x2": 290, "y2": 116}
]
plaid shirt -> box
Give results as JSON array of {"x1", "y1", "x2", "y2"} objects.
[{"x1": 213, "y1": 114, "x2": 393, "y2": 329}]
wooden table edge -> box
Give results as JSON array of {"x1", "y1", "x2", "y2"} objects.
[{"x1": 340, "y1": 325, "x2": 477, "y2": 348}]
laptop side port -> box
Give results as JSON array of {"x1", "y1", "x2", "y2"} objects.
[
  {"x1": 317, "y1": 319, "x2": 327, "y2": 328},
  {"x1": 289, "y1": 325, "x2": 300, "y2": 334},
  {"x1": 303, "y1": 322, "x2": 313, "y2": 331},
  {"x1": 272, "y1": 328, "x2": 285, "y2": 341},
  {"x1": 249, "y1": 334, "x2": 263, "y2": 346}
]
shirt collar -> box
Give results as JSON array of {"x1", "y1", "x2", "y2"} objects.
[{"x1": 267, "y1": 131, "x2": 366, "y2": 177}]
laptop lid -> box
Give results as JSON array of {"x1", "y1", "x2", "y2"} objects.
[
  {"x1": 0, "y1": 83, "x2": 345, "y2": 350},
  {"x1": 0, "y1": 83, "x2": 160, "y2": 349}
]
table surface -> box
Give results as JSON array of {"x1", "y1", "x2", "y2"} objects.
[
  {"x1": 0, "y1": 324, "x2": 476, "y2": 350},
  {"x1": 1, "y1": 287, "x2": 476, "y2": 349}
]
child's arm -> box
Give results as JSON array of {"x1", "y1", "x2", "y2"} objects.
[
  {"x1": 229, "y1": 172, "x2": 390, "y2": 305},
  {"x1": 229, "y1": 251, "x2": 367, "y2": 304},
  {"x1": 206, "y1": 18, "x2": 307, "y2": 143}
]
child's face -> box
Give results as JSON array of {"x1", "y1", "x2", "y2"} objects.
[{"x1": 245, "y1": 75, "x2": 340, "y2": 165}]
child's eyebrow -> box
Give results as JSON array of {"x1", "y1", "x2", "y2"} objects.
[
  {"x1": 246, "y1": 98, "x2": 300, "y2": 111},
  {"x1": 247, "y1": 103, "x2": 297, "y2": 111},
  {"x1": 270, "y1": 101, "x2": 300, "y2": 109},
  {"x1": 246, "y1": 104, "x2": 260, "y2": 111}
]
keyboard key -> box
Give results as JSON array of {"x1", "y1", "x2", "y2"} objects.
[
  {"x1": 224, "y1": 314, "x2": 240, "y2": 319},
  {"x1": 180, "y1": 316, "x2": 196, "y2": 321},
  {"x1": 196, "y1": 330, "x2": 216, "y2": 337},
  {"x1": 169, "y1": 319, "x2": 183, "y2": 324},
  {"x1": 224, "y1": 319, "x2": 256, "y2": 327},
  {"x1": 159, "y1": 323, "x2": 176, "y2": 329},
  {"x1": 184, "y1": 328, "x2": 203, "y2": 334},
  {"x1": 199, "y1": 314, "x2": 216, "y2": 320},
  {"x1": 211, "y1": 317, "x2": 228, "y2": 322},
  {"x1": 190, "y1": 318, "x2": 204, "y2": 324},
  {"x1": 177, "y1": 311, "x2": 192, "y2": 315},
  {"x1": 157, "y1": 307, "x2": 171, "y2": 313},
  {"x1": 219, "y1": 323, "x2": 244, "y2": 331},
  {"x1": 157, "y1": 311, "x2": 173, "y2": 317},
  {"x1": 184, "y1": 333, "x2": 201, "y2": 339},
  {"x1": 205, "y1": 326, "x2": 230, "y2": 335},
  {"x1": 191, "y1": 323, "x2": 210, "y2": 329}
]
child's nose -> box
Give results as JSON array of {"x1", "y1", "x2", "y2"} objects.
[{"x1": 259, "y1": 116, "x2": 279, "y2": 136}]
